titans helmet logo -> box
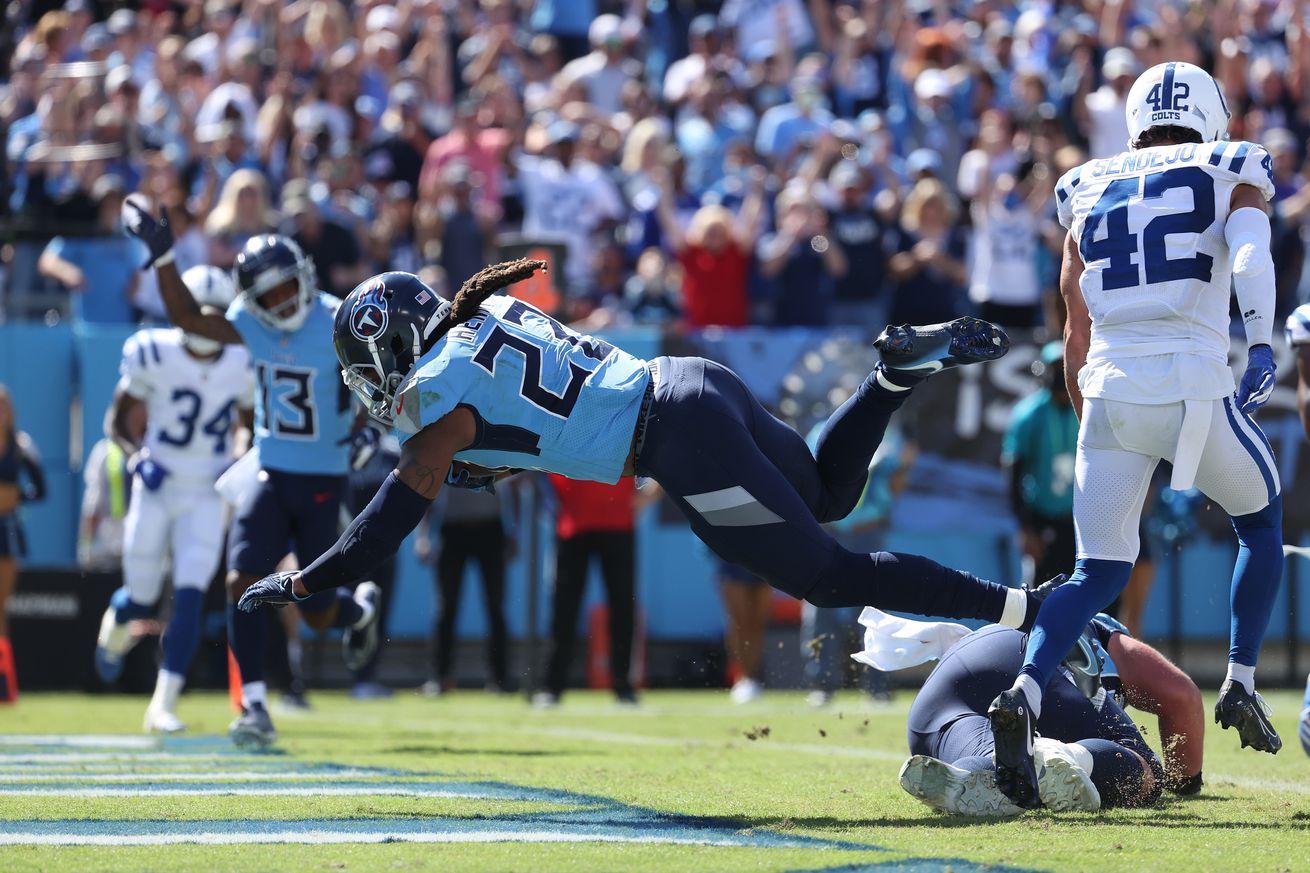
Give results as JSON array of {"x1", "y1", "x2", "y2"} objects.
[{"x1": 350, "y1": 301, "x2": 388, "y2": 342}]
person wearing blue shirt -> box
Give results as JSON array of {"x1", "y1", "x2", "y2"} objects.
[
  {"x1": 38, "y1": 177, "x2": 144, "y2": 325},
  {"x1": 1002, "y1": 342, "x2": 1078, "y2": 589},
  {"x1": 123, "y1": 206, "x2": 381, "y2": 750},
  {"x1": 754, "y1": 78, "x2": 833, "y2": 162}
]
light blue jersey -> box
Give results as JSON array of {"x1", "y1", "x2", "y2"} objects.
[
  {"x1": 227, "y1": 292, "x2": 353, "y2": 476},
  {"x1": 393, "y1": 296, "x2": 650, "y2": 483}
]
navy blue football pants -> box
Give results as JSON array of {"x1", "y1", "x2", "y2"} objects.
[{"x1": 634, "y1": 356, "x2": 1012, "y2": 622}]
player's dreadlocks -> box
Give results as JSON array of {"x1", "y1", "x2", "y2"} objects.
[{"x1": 425, "y1": 257, "x2": 548, "y2": 349}]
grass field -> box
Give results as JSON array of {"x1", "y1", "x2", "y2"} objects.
[{"x1": 1, "y1": 689, "x2": 1308, "y2": 872}]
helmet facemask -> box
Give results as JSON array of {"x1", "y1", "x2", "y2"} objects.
[
  {"x1": 248, "y1": 266, "x2": 316, "y2": 332},
  {"x1": 341, "y1": 322, "x2": 424, "y2": 426}
]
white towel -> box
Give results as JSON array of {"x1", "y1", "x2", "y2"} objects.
[{"x1": 850, "y1": 607, "x2": 972, "y2": 672}]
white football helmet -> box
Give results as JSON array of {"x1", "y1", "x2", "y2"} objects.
[
  {"x1": 181, "y1": 264, "x2": 236, "y2": 355},
  {"x1": 1125, "y1": 61, "x2": 1230, "y2": 150}
]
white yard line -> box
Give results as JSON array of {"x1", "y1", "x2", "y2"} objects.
[{"x1": 0, "y1": 831, "x2": 766, "y2": 847}]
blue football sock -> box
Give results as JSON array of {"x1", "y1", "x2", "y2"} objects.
[
  {"x1": 331, "y1": 588, "x2": 364, "y2": 629},
  {"x1": 226, "y1": 601, "x2": 267, "y2": 685},
  {"x1": 1229, "y1": 495, "x2": 1283, "y2": 668},
  {"x1": 1019, "y1": 557, "x2": 1133, "y2": 693},
  {"x1": 806, "y1": 549, "x2": 1013, "y2": 625},
  {"x1": 1078, "y1": 739, "x2": 1157, "y2": 808},
  {"x1": 162, "y1": 588, "x2": 205, "y2": 676},
  {"x1": 814, "y1": 367, "x2": 912, "y2": 492}
]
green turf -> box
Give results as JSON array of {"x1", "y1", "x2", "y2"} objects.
[{"x1": 2, "y1": 689, "x2": 1309, "y2": 872}]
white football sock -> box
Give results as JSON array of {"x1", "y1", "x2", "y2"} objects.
[
  {"x1": 241, "y1": 680, "x2": 267, "y2": 709},
  {"x1": 1226, "y1": 663, "x2": 1255, "y2": 695},
  {"x1": 1013, "y1": 674, "x2": 1044, "y2": 720},
  {"x1": 150, "y1": 670, "x2": 185, "y2": 714},
  {"x1": 352, "y1": 591, "x2": 376, "y2": 631},
  {"x1": 998, "y1": 588, "x2": 1028, "y2": 630}
]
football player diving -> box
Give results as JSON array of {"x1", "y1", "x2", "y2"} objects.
[{"x1": 211, "y1": 260, "x2": 1072, "y2": 639}]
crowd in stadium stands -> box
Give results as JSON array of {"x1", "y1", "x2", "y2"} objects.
[{"x1": 3, "y1": 0, "x2": 1310, "y2": 331}]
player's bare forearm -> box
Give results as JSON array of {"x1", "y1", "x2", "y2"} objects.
[
  {"x1": 396, "y1": 407, "x2": 477, "y2": 499},
  {"x1": 1060, "y1": 231, "x2": 1089, "y2": 419},
  {"x1": 157, "y1": 257, "x2": 243, "y2": 345},
  {"x1": 1110, "y1": 634, "x2": 1205, "y2": 780}
]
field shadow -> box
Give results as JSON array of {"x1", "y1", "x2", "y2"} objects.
[{"x1": 380, "y1": 745, "x2": 566, "y2": 757}]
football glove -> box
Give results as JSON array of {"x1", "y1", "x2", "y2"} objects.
[
  {"x1": 237, "y1": 571, "x2": 309, "y2": 612},
  {"x1": 340, "y1": 425, "x2": 382, "y2": 471},
  {"x1": 1235, "y1": 343, "x2": 1276, "y2": 416},
  {"x1": 122, "y1": 199, "x2": 175, "y2": 269},
  {"x1": 129, "y1": 452, "x2": 169, "y2": 492}
]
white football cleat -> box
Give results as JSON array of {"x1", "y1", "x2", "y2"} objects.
[
  {"x1": 898, "y1": 756, "x2": 1024, "y2": 817},
  {"x1": 143, "y1": 706, "x2": 187, "y2": 734},
  {"x1": 729, "y1": 678, "x2": 763, "y2": 704},
  {"x1": 94, "y1": 607, "x2": 134, "y2": 683},
  {"x1": 1033, "y1": 737, "x2": 1101, "y2": 812}
]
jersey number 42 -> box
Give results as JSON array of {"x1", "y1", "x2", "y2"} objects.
[{"x1": 1080, "y1": 166, "x2": 1215, "y2": 291}]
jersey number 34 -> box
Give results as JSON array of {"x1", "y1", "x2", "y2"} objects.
[{"x1": 1079, "y1": 166, "x2": 1215, "y2": 291}]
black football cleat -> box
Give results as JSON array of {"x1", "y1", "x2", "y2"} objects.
[
  {"x1": 989, "y1": 688, "x2": 1041, "y2": 809},
  {"x1": 1215, "y1": 680, "x2": 1282, "y2": 754},
  {"x1": 874, "y1": 317, "x2": 1010, "y2": 375}
]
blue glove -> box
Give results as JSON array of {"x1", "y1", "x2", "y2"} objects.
[
  {"x1": 237, "y1": 571, "x2": 308, "y2": 612},
  {"x1": 122, "y1": 199, "x2": 175, "y2": 269},
  {"x1": 1235, "y1": 343, "x2": 1276, "y2": 415},
  {"x1": 340, "y1": 425, "x2": 382, "y2": 471},
  {"x1": 130, "y1": 453, "x2": 169, "y2": 491}
]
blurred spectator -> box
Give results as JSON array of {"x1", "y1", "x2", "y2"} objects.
[
  {"x1": 80, "y1": 402, "x2": 143, "y2": 573},
  {"x1": 204, "y1": 168, "x2": 278, "y2": 268},
  {"x1": 720, "y1": 0, "x2": 815, "y2": 62},
  {"x1": 720, "y1": 561, "x2": 770, "y2": 704},
  {"x1": 1003, "y1": 343, "x2": 1077, "y2": 589},
  {"x1": 967, "y1": 154, "x2": 1050, "y2": 329},
  {"x1": 756, "y1": 77, "x2": 833, "y2": 164},
  {"x1": 430, "y1": 163, "x2": 493, "y2": 297},
  {"x1": 281, "y1": 183, "x2": 364, "y2": 299},
  {"x1": 38, "y1": 175, "x2": 143, "y2": 325},
  {"x1": 656, "y1": 168, "x2": 764, "y2": 329},
  {"x1": 419, "y1": 97, "x2": 508, "y2": 212},
  {"x1": 886, "y1": 178, "x2": 968, "y2": 327},
  {"x1": 0, "y1": 385, "x2": 45, "y2": 649},
  {"x1": 758, "y1": 187, "x2": 848, "y2": 327},
  {"x1": 535, "y1": 476, "x2": 658, "y2": 706},
  {"x1": 517, "y1": 120, "x2": 624, "y2": 294},
  {"x1": 622, "y1": 248, "x2": 681, "y2": 326},
  {"x1": 1081, "y1": 48, "x2": 1139, "y2": 159},
  {"x1": 415, "y1": 486, "x2": 514, "y2": 696},
  {"x1": 826, "y1": 160, "x2": 893, "y2": 328},
  {"x1": 558, "y1": 15, "x2": 642, "y2": 115},
  {"x1": 801, "y1": 420, "x2": 912, "y2": 707}
]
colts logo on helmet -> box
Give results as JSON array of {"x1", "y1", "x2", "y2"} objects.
[{"x1": 350, "y1": 279, "x2": 389, "y2": 342}]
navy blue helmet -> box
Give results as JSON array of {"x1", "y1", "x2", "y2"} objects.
[
  {"x1": 233, "y1": 234, "x2": 317, "y2": 331},
  {"x1": 334, "y1": 271, "x2": 450, "y2": 424}
]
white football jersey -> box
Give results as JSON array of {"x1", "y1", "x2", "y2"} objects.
[
  {"x1": 1285, "y1": 303, "x2": 1310, "y2": 347},
  {"x1": 119, "y1": 328, "x2": 255, "y2": 480},
  {"x1": 1056, "y1": 140, "x2": 1275, "y2": 403}
]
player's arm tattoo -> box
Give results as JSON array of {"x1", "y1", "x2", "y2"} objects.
[
  {"x1": 397, "y1": 456, "x2": 442, "y2": 498},
  {"x1": 395, "y1": 408, "x2": 476, "y2": 500},
  {"x1": 157, "y1": 258, "x2": 244, "y2": 345}
]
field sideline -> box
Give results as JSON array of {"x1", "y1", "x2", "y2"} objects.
[{"x1": 1, "y1": 689, "x2": 1308, "y2": 872}]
